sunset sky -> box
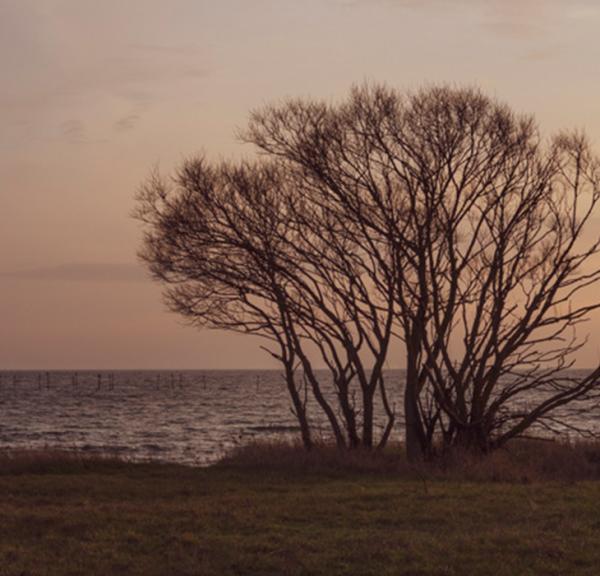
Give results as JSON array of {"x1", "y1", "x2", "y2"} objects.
[{"x1": 2, "y1": 0, "x2": 600, "y2": 369}]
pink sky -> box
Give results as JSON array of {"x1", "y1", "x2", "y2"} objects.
[{"x1": 2, "y1": 0, "x2": 600, "y2": 369}]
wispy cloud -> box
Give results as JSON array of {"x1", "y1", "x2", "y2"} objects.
[
  {"x1": 328, "y1": 0, "x2": 599, "y2": 41},
  {"x1": 481, "y1": 0, "x2": 600, "y2": 40},
  {"x1": 114, "y1": 114, "x2": 140, "y2": 132},
  {"x1": 522, "y1": 48, "x2": 558, "y2": 62},
  {"x1": 0, "y1": 3, "x2": 211, "y2": 139},
  {"x1": 129, "y1": 43, "x2": 205, "y2": 56},
  {"x1": 1, "y1": 263, "x2": 150, "y2": 283},
  {"x1": 60, "y1": 119, "x2": 86, "y2": 141}
]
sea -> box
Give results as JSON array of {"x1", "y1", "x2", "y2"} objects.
[{"x1": 0, "y1": 370, "x2": 598, "y2": 465}]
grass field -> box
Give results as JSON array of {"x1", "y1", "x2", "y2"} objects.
[{"x1": 1, "y1": 445, "x2": 599, "y2": 576}]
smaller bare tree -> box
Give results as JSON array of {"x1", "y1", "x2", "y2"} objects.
[{"x1": 135, "y1": 158, "x2": 398, "y2": 450}]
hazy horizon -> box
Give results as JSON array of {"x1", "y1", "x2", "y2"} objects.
[{"x1": 3, "y1": 0, "x2": 600, "y2": 369}]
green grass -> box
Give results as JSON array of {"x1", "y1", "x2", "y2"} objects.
[{"x1": 1, "y1": 448, "x2": 599, "y2": 575}]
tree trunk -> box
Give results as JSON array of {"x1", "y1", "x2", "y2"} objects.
[
  {"x1": 283, "y1": 365, "x2": 312, "y2": 450},
  {"x1": 404, "y1": 351, "x2": 426, "y2": 461},
  {"x1": 362, "y1": 388, "x2": 374, "y2": 448},
  {"x1": 337, "y1": 378, "x2": 360, "y2": 448},
  {"x1": 299, "y1": 359, "x2": 346, "y2": 448},
  {"x1": 404, "y1": 384, "x2": 424, "y2": 461}
]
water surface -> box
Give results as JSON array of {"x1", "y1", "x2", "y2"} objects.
[{"x1": 0, "y1": 370, "x2": 596, "y2": 464}]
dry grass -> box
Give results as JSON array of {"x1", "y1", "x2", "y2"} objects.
[
  {"x1": 218, "y1": 437, "x2": 600, "y2": 482},
  {"x1": 436, "y1": 438, "x2": 600, "y2": 483},
  {"x1": 218, "y1": 440, "x2": 408, "y2": 474},
  {"x1": 0, "y1": 448, "x2": 132, "y2": 476},
  {"x1": 1, "y1": 443, "x2": 600, "y2": 575},
  {"x1": 3, "y1": 437, "x2": 599, "y2": 482},
  {"x1": 1, "y1": 448, "x2": 600, "y2": 576}
]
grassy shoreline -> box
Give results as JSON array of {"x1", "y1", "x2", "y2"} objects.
[{"x1": 1, "y1": 443, "x2": 600, "y2": 575}]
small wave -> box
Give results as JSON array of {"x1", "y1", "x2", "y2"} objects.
[{"x1": 248, "y1": 425, "x2": 300, "y2": 433}]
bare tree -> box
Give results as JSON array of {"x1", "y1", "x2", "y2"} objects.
[
  {"x1": 394, "y1": 123, "x2": 600, "y2": 452},
  {"x1": 273, "y1": 193, "x2": 398, "y2": 448},
  {"x1": 135, "y1": 157, "x2": 397, "y2": 450},
  {"x1": 244, "y1": 84, "x2": 600, "y2": 457},
  {"x1": 136, "y1": 162, "x2": 314, "y2": 448},
  {"x1": 137, "y1": 84, "x2": 600, "y2": 459}
]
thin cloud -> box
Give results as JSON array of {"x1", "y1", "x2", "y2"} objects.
[
  {"x1": 330, "y1": 0, "x2": 598, "y2": 41},
  {"x1": 129, "y1": 43, "x2": 205, "y2": 56},
  {"x1": 0, "y1": 6, "x2": 212, "y2": 133},
  {"x1": 183, "y1": 67, "x2": 210, "y2": 80},
  {"x1": 482, "y1": 0, "x2": 599, "y2": 40},
  {"x1": 114, "y1": 114, "x2": 140, "y2": 132},
  {"x1": 60, "y1": 119, "x2": 86, "y2": 141},
  {"x1": 566, "y1": 3, "x2": 600, "y2": 20},
  {"x1": 1, "y1": 263, "x2": 150, "y2": 283},
  {"x1": 523, "y1": 48, "x2": 558, "y2": 62}
]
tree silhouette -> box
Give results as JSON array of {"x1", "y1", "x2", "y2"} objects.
[
  {"x1": 137, "y1": 84, "x2": 600, "y2": 458},
  {"x1": 135, "y1": 159, "x2": 396, "y2": 449}
]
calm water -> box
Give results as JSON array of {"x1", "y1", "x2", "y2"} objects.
[{"x1": 0, "y1": 370, "x2": 597, "y2": 465}]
